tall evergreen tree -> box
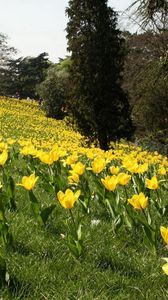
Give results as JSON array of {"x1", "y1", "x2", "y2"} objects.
[{"x1": 66, "y1": 0, "x2": 134, "y2": 149}]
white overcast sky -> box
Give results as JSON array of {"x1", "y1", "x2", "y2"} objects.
[{"x1": 0, "y1": 0, "x2": 138, "y2": 63}]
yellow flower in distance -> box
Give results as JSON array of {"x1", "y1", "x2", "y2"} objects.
[
  {"x1": 101, "y1": 175, "x2": 118, "y2": 191},
  {"x1": 49, "y1": 149, "x2": 59, "y2": 162},
  {"x1": 159, "y1": 166, "x2": 166, "y2": 176},
  {"x1": 117, "y1": 173, "x2": 131, "y2": 186},
  {"x1": 137, "y1": 163, "x2": 148, "y2": 174},
  {"x1": 146, "y1": 176, "x2": 159, "y2": 190},
  {"x1": 17, "y1": 174, "x2": 39, "y2": 190},
  {"x1": 38, "y1": 152, "x2": 53, "y2": 165},
  {"x1": 162, "y1": 263, "x2": 168, "y2": 275},
  {"x1": 160, "y1": 226, "x2": 168, "y2": 245},
  {"x1": 57, "y1": 189, "x2": 81, "y2": 209},
  {"x1": 128, "y1": 192, "x2": 148, "y2": 210},
  {"x1": 0, "y1": 150, "x2": 8, "y2": 166}
]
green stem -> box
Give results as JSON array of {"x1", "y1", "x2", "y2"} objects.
[
  {"x1": 156, "y1": 189, "x2": 161, "y2": 207},
  {"x1": 124, "y1": 186, "x2": 129, "y2": 203},
  {"x1": 69, "y1": 209, "x2": 77, "y2": 237}
]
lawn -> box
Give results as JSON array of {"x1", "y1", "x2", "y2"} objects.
[{"x1": 0, "y1": 97, "x2": 168, "y2": 299}]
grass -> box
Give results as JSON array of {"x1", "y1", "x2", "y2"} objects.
[
  {"x1": 0, "y1": 97, "x2": 168, "y2": 299},
  {"x1": 1, "y1": 209, "x2": 168, "y2": 300}
]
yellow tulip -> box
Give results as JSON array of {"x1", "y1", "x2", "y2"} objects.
[
  {"x1": 128, "y1": 192, "x2": 148, "y2": 210},
  {"x1": 65, "y1": 155, "x2": 78, "y2": 166},
  {"x1": 109, "y1": 166, "x2": 120, "y2": 175},
  {"x1": 17, "y1": 174, "x2": 39, "y2": 190},
  {"x1": 137, "y1": 163, "x2": 148, "y2": 174},
  {"x1": 0, "y1": 150, "x2": 8, "y2": 166},
  {"x1": 49, "y1": 150, "x2": 59, "y2": 162},
  {"x1": 68, "y1": 173, "x2": 80, "y2": 184},
  {"x1": 101, "y1": 175, "x2": 118, "y2": 191},
  {"x1": 91, "y1": 157, "x2": 106, "y2": 174},
  {"x1": 146, "y1": 176, "x2": 159, "y2": 190},
  {"x1": 160, "y1": 226, "x2": 168, "y2": 245},
  {"x1": 57, "y1": 189, "x2": 81, "y2": 209},
  {"x1": 71, "y1": 162, "x2": 85, "y2": 175},
  {"x1": 7, "y1": 138, "x2": 16, "y2": 145},
  {"x1": 159, "y1": 166, "x2": 166, "y2": 176},
  {"x1": 38, "y1": 152, "x2": 53, "y2": 165},
  {"x1": 162, "y1": 263, "x2": 168, "y2": 275},
  {"x1": 117, "y1": 173, "x2": 131, "y2": 186}
]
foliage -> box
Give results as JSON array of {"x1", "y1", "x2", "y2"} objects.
[
  {"x1": 0, "y1": 33, "x2": 17, "y2": 96},
  {"x1": 66, "y1": 0, "x2": 134, "y2": 150},
  {"x1": 123, "y1": 30, "x2": 168, "y2": 146},
  {"x1": 12, "y1": 52, "x2": 50, "y2": 99},
  {"x1": 37, "y1": 59, "x2": 71, "y2": 119},
  {"x1": 127, "y1": 0, "x2": 168, "y2": 31}
]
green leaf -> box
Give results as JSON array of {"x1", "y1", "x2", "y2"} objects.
[
  {"x1": 77, "y1": 223, "x2": 82, "y2": 241},
  {"x1": 67, "y1": 235, "x2": 82, "y2": 258},
  {"x1": 105, "y1": 198, "x2": 115, "y2": 218},
  {"x1": 40, "y1": 204, "x2": 56, "y2": 224},
  {"x1": 28, "y1": 190, "x2": 38, "y2": 204},
  {"x1": 29, "y1": 191, "x2": 44, "y2": 226},
  {"x1": 112, "y1": 215, "x2": 123, "y2": 234}
]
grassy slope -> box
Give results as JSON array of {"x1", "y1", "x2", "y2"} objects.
[{"x1": 0, "y1": 97, "x2": 168, "y2": 300}]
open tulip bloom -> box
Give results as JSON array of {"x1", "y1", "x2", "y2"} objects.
[
  {"x1": 146, "y1": 176, "x2": 159, "y2": 190},
  {"x1": 128, "y1": 192, "x2": 148, "y2": 210},
  {"x1": 17, "y1": 173, "x2": 39, "y2": 190}
]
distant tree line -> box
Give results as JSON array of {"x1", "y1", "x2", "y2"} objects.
[{"x1": 0, "y1": 0, "x2": 167, "y2": 150}]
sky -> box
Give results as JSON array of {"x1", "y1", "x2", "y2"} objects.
[{"x1": 0, "y1": 0, "x2": 137, "y2": 63}]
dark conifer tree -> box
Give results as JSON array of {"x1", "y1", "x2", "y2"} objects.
[{"x1": 66, "y1": 0, "x2": 134, "y2": 150}]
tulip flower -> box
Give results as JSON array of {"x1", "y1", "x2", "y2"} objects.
[
  {"x1": 160, "y1": 226, "x2": 168, "y2": 245},
  {"x1": 162, "y1": 263, "x2": 168, "y2": 275},
  {"x1": 146, "y1": 176, "x2": 159, "y2": 190},
  {"x1": 117, "y1": 173, "x2": 131, "y2": 186},
  {"x1": 70, "y1": 162, "x2": 85, "y2": 175},
  {"x1": 159, "y1": 166, "x2": 166, "y2": 176},
  {"x1": 91, "y1": 157, "x2": 106, "y2": 174},
  {"x1": 109, "y1": 166, "x2": 120, "y2": 175},
  {"x1": 68, "y1": 173, "x2": 80, "y2": 184},
  {"x1": 128, "y1": 192, "x2": 148, "y2": 210},
  {"x1": 17, "y1": 173, "x2": 39, "y2": 190},
  {"x1": 57, "y1": 189, "x2": 81, "y2": 209},
  {"x1": 101, "y1": 175, "x2": 118, "y2": 191},
  {"x1": 38, "y1": 152, "x2": 53, "y2": 165},
  {"x1": 0, "y1": 150, "x2": 8, "y2": 166}
]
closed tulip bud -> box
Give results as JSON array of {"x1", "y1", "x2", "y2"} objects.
[
  {"x1": 91, "y1": 157, "x2": 106, "y2": 174},
  {"x1": 160, "y1": 226, "x2": 168, "y2": 245},
  {"x1": 57, "y1": 189, "x2": 81, "y2": 209},
  {"x1": 0, "y1": 150, "x2": 8, "y2": 166}
]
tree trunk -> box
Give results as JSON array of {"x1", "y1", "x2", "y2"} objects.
[{"x1": 97, "y1": 128, "x2": 108, "y2": 150}]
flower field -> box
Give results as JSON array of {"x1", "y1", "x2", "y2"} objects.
[{"x1": 0, "y1": 97, "x2": 168, "y2": 299}]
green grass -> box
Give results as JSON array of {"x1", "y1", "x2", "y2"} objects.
[
  {"x1": 0, "y1": 97, "x2": 168, "y2": 299},
  {"x1": 1, "y1": 191, "x2": 168, "y2": 300}
]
